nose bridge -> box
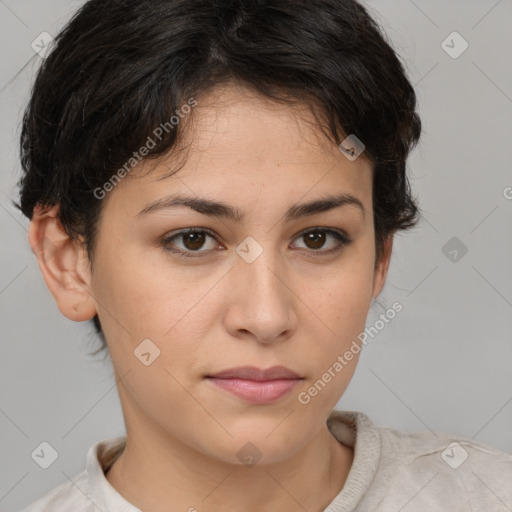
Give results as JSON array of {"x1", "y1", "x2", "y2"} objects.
[
  {"x1": 238, "y1": 238, "x2": 287, "y2": 305},
  {"x1": 227, "y1": 235, "x2": 296, "y2": 341}
]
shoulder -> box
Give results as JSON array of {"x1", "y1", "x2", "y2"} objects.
[
  {"x1": 17, "y1": 470, "x2": 95, "y2": 512},
  {"x1": 378, "y1": 419, "x2": 512, "y2": 468},
  {"x1": 328, "y1": 410, "x2": 512, "y2": 510},
  {"x1": 376, "y1": 420, "x2": 512, "y2": 510},
  {"x1": 18, "y1": 436, "x2": 127, "y2": 512}
]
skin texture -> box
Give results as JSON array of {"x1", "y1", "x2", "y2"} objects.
[{"x1": 29, "y1": 82, "x2": 393, "y2": 511}]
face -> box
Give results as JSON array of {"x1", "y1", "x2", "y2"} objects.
[{"x1": 38, "y1": 82, "x2": 391, "y2": 465}]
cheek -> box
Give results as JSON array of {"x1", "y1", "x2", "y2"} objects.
[
  {"x1": 90, "y1": 240, "x2": 176, "y2": 333},
  {"x1": 302, "y1": 239, "x2": 375, "y2": 374},
  {"x1": 90, "y1": 243, "x2": 221, "y2": 379},
  {"x1": 295, "y1": 288, "x2": 370, "y2": 414},
  {"x1": 310, "y1": 241, "x2": 375, "y2": 328}
]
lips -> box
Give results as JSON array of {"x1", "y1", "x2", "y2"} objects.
[
  {"x1": 208, "y1": 365, "x2": 302, "y2": 381},
  {"x1": 206, "y1": 365, "x2": 303, "y2": 404}
]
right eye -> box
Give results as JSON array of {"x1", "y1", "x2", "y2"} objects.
[{"x1": 161, "y1": 228, "x2": 223, "y2": 257}]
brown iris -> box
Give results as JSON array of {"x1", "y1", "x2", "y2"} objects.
[
  {"x1": 303, "y1": 231, "x2": 326, "y2": 250},
  {"x1": 182, "y1": 232, "x2": 207, "y2": 251}
]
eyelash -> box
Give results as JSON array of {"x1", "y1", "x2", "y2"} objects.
[{"x1": 160, "y1": 227, "x2": 352, "y2": 258}]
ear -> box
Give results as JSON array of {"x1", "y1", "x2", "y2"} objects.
[
  {"x1": 371, "y1": 234, "x2": 394, "y2": 300},
  {"x1": 28, "y1": 204, "x2": 97, "y2": 322}
]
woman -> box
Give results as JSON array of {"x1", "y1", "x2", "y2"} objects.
[{"x1": 15, "y1": 0, "x2": 512, "y2": 510}]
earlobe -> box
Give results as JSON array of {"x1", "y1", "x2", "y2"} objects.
[
  {"x1": 28, "y1": 204, "x2": 97, "y2": 322},
  {"x1": 371, "y1": 234, "x2": 394, "y2": 300}
]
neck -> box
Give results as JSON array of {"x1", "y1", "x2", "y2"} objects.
[{"x1": 107, "y1": 426, "x2": 352, "y2": 512}]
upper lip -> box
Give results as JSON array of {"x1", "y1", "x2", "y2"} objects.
[{"x1": 208, "y1": 365, "x2": 302, "y2": 381}]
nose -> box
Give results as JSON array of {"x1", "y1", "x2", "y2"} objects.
[{"x1": 223, "y1": 247, "x2": 298, "y2": 345}]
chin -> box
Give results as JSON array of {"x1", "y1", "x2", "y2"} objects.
[{"x1": 197, "y1": 423, "x2": 309, "y2": 467}]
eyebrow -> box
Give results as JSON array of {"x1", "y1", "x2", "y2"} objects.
[{"x1": 136, "y1": 193, "x2": 365, "y2": 222}]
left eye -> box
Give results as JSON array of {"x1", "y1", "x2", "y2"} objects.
[
  {"x1": 293, "y1": 229, "x2": 351, "y2": 253},
  {"x1": 161, "y1": 228, "x2": 351, "y2": 257}
]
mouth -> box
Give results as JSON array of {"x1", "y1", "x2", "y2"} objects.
[{"x1": 206, "y1": 365, "x2": 304, "y2": 404}]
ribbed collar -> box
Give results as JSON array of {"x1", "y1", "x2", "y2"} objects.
[{"x1": 324, "y1": 410, "x2": 382, "y2": 511}]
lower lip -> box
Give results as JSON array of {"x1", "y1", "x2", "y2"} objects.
[{"x1": 207, "y1": 377, "x2": 301, "y2": 404}]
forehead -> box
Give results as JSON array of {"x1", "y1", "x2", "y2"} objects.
[
  {"x1": 106, "y1": 82, "x2": 373, "y2": 217},
  {"x1": 159, "y1": 82, "x2": 369, "y2": 172}
]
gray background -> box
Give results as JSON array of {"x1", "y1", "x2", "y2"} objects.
[{"x1": 1, "y1": 0, "x2": 511, "y2": 510}]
